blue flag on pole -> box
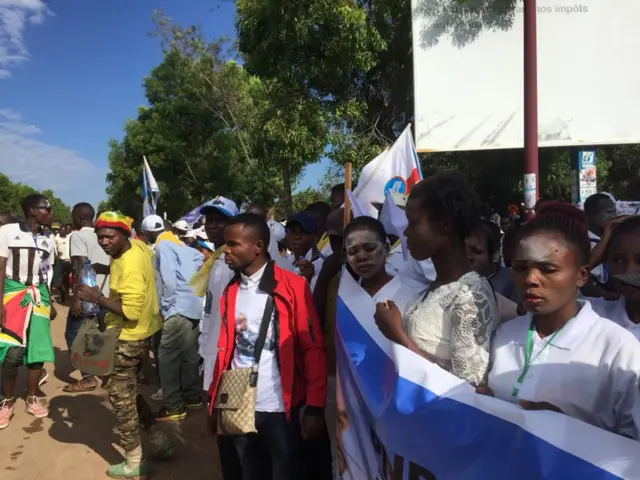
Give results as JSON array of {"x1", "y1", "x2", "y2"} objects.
[{"x1": 142, "y1": 156, "x2": 160, "y2": 218}]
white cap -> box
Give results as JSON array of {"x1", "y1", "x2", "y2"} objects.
[
  {"x1": 173, "y1": 219, "x2": 189, "y2": 232},
  {"x1": 268, "y1": 220, "x2": 286, "y2": 242},
  {"x1": 184, "y1": 230, "x2": 198, "y2": 239},
  {"x1": 141, "y1": 215, "x2": 164, "y2": 233},
  {"x1": 200, "y1": 196, "x2": 239, "y2": 217}
]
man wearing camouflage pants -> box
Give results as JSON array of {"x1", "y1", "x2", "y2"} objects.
[{"x1": 77, "y1": 212, "x2": 171, "y2": 479}]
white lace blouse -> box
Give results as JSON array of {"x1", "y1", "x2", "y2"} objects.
[{"x1": 403, "y1": 271, "x2": 500, "y2": 386}]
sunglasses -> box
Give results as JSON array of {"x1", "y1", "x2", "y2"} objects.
[{"x1": 35, "y1": 205, "x2": 52, "y2": 213}]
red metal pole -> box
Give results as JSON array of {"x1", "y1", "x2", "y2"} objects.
[{"x1": 524, "y1": 0, "x2": 538, "y2": 220}]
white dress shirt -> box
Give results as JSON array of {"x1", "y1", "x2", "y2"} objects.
[{"x1": 588, "y1": 296, "x2": 640, "y2": 341}]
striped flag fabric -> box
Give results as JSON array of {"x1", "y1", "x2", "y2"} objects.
[
  {"x1": 336, "y1": 271, "x2": 640, "y2": 479},
  {"x1": 180, "y1": 198, "x2": 218, "y2": 225},
  {"x1": 142, "y1": 156, "x2": 160, "y2": 218}
]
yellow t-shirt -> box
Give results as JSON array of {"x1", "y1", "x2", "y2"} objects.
[{"x1": 105, "y1": 239, "x2": 162, "y2": 341}]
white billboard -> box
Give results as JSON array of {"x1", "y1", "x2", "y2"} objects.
[{"x1": 412, "y1": 0, "x2": 640, "y2": 152}]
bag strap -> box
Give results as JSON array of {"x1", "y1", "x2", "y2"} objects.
[
  {"x1": 98, "y1": 274, "x2": 108, "y2": 293},
  {"x1": 95, "y1": 274, "x2": 109, "y2": 332},
  {"x1": 252, "y1": 295, "x2": 275, "y2": 365}
]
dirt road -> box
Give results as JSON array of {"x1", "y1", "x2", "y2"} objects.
[{"x1": 0, "y1": 303, "x2": 222, "y2": 480}]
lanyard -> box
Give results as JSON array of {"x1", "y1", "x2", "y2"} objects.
[{"x1": 512, "y1": 320, "x2": 564, "y2": 397}]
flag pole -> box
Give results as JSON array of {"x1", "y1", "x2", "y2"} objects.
[{"x1": 343, "y1": 162, "x2": 352, "y2": 228}]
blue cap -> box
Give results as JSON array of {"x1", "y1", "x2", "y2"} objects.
[
  {"x1": 286, "y1": 211, "x2": 317, "y2": 234},
  {"x1": 197, "y1": 240, "x2": 215, "y2": 252},
  {"x1": 200, "y1": 196, "x2": 239, "y2": 217}
]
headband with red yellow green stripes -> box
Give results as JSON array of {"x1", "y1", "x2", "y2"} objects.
[{"x1": 95, "y1": 211, "x2": 133, "y2": 236}]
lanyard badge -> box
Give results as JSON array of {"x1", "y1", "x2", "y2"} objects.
[{"x1": 512, "y1": 320, "x2": 564, "y2": 397}]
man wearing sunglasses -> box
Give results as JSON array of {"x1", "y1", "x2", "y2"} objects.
[{"x1": 0, "y1": 194, "x2": 55, "y2": 429}]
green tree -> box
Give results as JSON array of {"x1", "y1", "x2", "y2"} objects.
[
  {"x1": 96, "y1": 200, "x2": 111, "y2": 215},
  {"x1": 0, "y1": 173, "x2": 70, "y2": 222},
  {"x1": 273, "y1": 187, "x2": 328, "y2": 219},
  {"x1": 105, "y1": 48, "x2": 284, "y2": 219},
  {"x1": 598, "y1": 144, "x2": 640, "y2": 200},
  {"x1": 42, "y1": 189, "x2": 71, "y2": 223},
  {"x1": 236, "y1": 0, "x2": 414, "y2": 173},
  {"x1": 414, "y1": 0, "x2": 518, "y2": 49},
  {"x1": 145, "y1": 10, "x2": 327, "y2": 216}
]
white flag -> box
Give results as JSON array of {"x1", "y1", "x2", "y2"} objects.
[
  {"x1": 345, "y1": 190, "x2": 374, "y2": 219},
  {"x1": 379, "y1": 191, "x2": 409, "y2": 260},
  {"x1": 353, "y1": 125, "x2": 422, "y2": 218},
  {"x1": 142, "y1": 156, "x2": 160, "y2": 218}
]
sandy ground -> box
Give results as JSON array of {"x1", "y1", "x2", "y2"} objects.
[{"x1": 0, "y1": 302, "x2": 222, "y2": 480}]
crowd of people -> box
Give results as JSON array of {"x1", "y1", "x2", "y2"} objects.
[{"x1": 0, "y1": 174, "x2": 639, "y2": 480}]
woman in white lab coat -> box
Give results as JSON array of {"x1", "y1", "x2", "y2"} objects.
[{"x1": 481, "y1": 202, "x2": 640, "y2": 439}]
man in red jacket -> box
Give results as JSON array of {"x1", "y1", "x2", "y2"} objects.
[{"x1": 208, "y1": 213, "x2": 327, "y2": 479}]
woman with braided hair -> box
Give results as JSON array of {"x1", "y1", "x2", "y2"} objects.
[{"x1": 482, "y1": 202, "x2": 640, "y2": 439}]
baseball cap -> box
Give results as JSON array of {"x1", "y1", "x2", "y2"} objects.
[
  {"x1": 200, "y1": 196, "x2": 239, "y2": 217},
  {"x1": 183, "y1": 230, "x2": 198, "y2": 239},
  {"x1": 141, "y1": 215, "x2": 165, "y2": 233},
  {"x1": 286, "y1": 211, "x2": 317, "y2": 234},
  {"x1": 173, "y1": 220, "x2": 189, "y2": 232},
  {"x1": 197, "y1": 240, "x2": 215, "y2": 252}
]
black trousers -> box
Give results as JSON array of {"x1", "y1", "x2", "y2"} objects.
[
  {"x1": 218, "y1": 435, "x2": 243, "y2": 480},
  {"x1": 230, "y1": 409, "x2": 305, "y2": 480},
  {"x1": 302, "y1": 427, "x2": 333, "y2": 480}
]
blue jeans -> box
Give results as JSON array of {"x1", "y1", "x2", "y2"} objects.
[{"x1": 65, "y1": 308, "x2": 106, "y2": 378}]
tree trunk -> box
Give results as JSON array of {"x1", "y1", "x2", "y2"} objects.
[{"x1": 281, "y1": 160, "x2": 294, "y2": 216}]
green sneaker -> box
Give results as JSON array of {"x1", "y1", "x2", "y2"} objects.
[
  {"x1": 156, "y1": 406, "x2": 187, "y2": 422},
  {"x1": 106, "y1": 460, "x2": 150, "y2": 480},
  {"x1": 184, "y1": 396, "x2": 204, "y2": 410}
]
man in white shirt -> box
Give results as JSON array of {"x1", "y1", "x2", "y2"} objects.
[
  {"x1": 62, "y1": 203, "x2": 111, "y2": 393},
  {"x1": 0, "y1": 194, "x2": 55, "y2": 428},
  {"x1": 208, "y1": 213, "x2": 327, "y2": 479}
]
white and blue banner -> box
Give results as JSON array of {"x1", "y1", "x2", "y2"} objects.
[{"x1": 336, "y1": 271, "x2": 640, "y2": 479}]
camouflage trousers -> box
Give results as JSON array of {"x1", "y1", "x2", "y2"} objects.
[{"x1": 105, "y1": 338, "x2": 154, "y2": 452}]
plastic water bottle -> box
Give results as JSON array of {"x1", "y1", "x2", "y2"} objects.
[{"x1": 81, "y1": 260, "x2": 99, "y2": 317}]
